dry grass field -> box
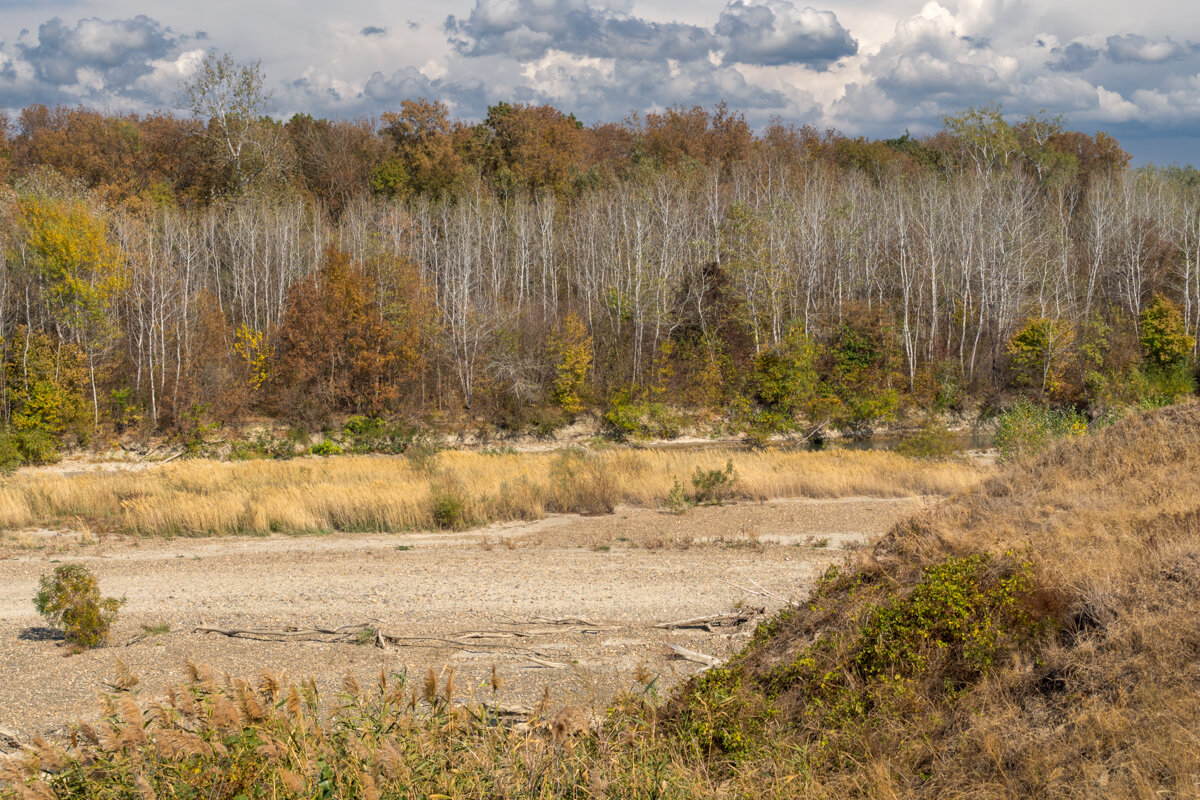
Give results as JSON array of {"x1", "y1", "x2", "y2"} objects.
[
  {"x1": 0, "y1": 447, "x2": 980, "y2": 537},
  {"x1": 3, "y1": 405, "x2": 1198, "y2": 799}
]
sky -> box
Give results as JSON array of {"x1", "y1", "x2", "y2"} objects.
[{"x1": 0, "y1": 0, "x2": 1196, "y2": 165}]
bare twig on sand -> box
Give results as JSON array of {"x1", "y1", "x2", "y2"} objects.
[{"x1": 524, "y1": 656, "x2": 568, "y2": 669}]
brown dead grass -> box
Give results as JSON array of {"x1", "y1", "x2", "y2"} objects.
[
  {"x1": 696, "y1": 401, "x2": 1200, "y2": 799},
  {"x1": 0, "y1": 447, "x2": 979, "y2": 537}
]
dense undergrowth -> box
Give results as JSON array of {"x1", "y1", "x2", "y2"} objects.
[{"x1": 4, "y1": 403, "x2": 1200, "y2": 798}]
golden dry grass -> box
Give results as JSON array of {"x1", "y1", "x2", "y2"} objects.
[
  {"x1": 693, "y1": 401, "x2": 1200, "y2": 799},
  {"x1": 0, "y1": 447, "x2": 980, "y2": 537}
]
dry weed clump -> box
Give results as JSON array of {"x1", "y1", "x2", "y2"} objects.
[
  {"x1": 0, "y1": 447, "x2": 979, "y2": 538},
  {"x1": 0, "y1": 662, "x2": 773, "y2": 800}
]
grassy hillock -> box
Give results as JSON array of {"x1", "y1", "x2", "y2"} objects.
[
  {"x1": 3, "y1": 404, "x2": 1199, "y2": 798},
  {"x1": 671, "y1": 400, "x2": 1200, "y2": 797}
]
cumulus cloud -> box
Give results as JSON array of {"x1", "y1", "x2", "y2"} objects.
[
  {"x1": 1048, "y1": 42, "x2": 1099, "y2": 72},
  {"x1": 17, "y1": 16, "x2": 177, "y2": 87},
  {"x1": 0, "y1": 14, "x2": 203, "y2": 110},
  {"x1": 445, "y1": 0, "x2": 712, "y2": 62},
  {"x1": 4, "y1": 2, "x2": 1200, "y2": 165},
  {"x1": 715, "y1": 1, "x2": 856, "y2": 68},
  {"x1": 445, "y1": 0, "x2": 855, "y2": 69},
  {"x1": 1106, "y1": 34, "x2": 1191, "y2": 63}
]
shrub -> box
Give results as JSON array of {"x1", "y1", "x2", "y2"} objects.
[
  {"x1": 309, "y1": 439, "x2": 343, "y2": 456},
  {"x1": 430, "y1": 483, "x2": 467, "y2": 530},
  {"x1": 603, "y1": 391, "x2": 684, "y2": 441},
  {"x1": 994, "y1": 400, "x2": 1087, "y2": 461},
  {"x1": 0, "y1": 433, "x2": 24, "y2": 474},
  {"x1": 1140, "y1": 294, "x2": 1195, "y2": 368},
  {"x1": 33, "y1": 563, "x2": 124, "y2": 649},
  {"x1": 13, "y1": 428, "x2": 63, "y2": 465},
  {"x1": 691, "y1": 460, "x2": 738, "y2": 505},
  {"x1": 342, "y1": 415, "x2": 421, "y2": 454},
  {"x1": 665, "y1": 477, "x2": 690, "y2": 514}
]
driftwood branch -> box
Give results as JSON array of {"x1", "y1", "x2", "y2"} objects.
[
  {"x1": 668, "y1": 644, "x2": 724, "y2": 669},
  {"x1": 195, "y1": 623, "x2": 564, "y2": 659},
  {"x1": 655, "y1": 611, "x2": 760, "y2": 631}
]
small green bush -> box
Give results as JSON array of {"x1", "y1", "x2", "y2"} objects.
[
  {"x1": 603, "y1": 391, "x2": 684, "y2": 441},
  {"x1": 665, "y1": 477, "x2": 690, "y2": 514},
  {"x1": 0, "y1": 433, "x2": 23, "y2": 474},
  {"x1": 310, "y1": 439, "x2": 343, "y2": 456},
  {"x1": 33, "y1": 563, "x2": 125, "y2": 649},
  {"x1": 994, "y1": 400, "x2": 1088, "y2": 461},
  {"x1": 430, "y1": 484, "x2": 467, "y2": 530},
  {"x1": 692, "y1": 460, "x2": 738, "y2": 505},
  {"x1": 13, "y1": 428, "x2": 62, "y2": 465}
]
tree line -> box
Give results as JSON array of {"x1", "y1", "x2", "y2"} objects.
[{"x1": 0, "y1": 55, "x2": 1195, "y2": 463}]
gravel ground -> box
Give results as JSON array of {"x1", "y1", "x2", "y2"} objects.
[{"x1": 0, "y1": 496, "x2": 930, "y2": 742}]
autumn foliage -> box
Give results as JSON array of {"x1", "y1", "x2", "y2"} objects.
[
  {"x1": 0, "y1": 90, "x2": 1196, "y2": 462},
  {"x1": 267, "y1": 248, "x2": 421, "y2": 423}
]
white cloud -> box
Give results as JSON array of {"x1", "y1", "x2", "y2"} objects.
[{"x1": 0, "y1": 1, "x2": 1199, "y2": 163}]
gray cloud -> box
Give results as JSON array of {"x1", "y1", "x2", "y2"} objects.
[
  {"x1": 361, "y1": 65, "x2": 490, "y2": 115},
  {"x1": 17, "y1": 15, "x2": 176, "y2": 87},
  {"x1": 1048, "y1": 42, "x2": 1100, "y2": 72},
  {"x1": 715, "y1": 1, "x2": 856, "y2": 68},
  {"x1": 445, "y1": 0, "x2": 854, "y2": 69},
  {"x1": 445, "y1": 0, "x2": 712, "y2": 62},
  {"x1": 360, "y1": 25, "x2": 387, "y2": 37},
  {"x1": 1106, "y1": 34, "x2": 1191, "y2": 63}
]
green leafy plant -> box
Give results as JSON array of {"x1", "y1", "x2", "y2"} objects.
[
  {"x1": 430, "y1": 483, "x2": 468, "y2": 530},
  {"x1": 691, "y1": 460, "x2": 738, "y2": 505},
  {"x1": 33, "y1": 563, "x2": 125, "y2": 649},
  {"x1": 994, "y1": 400, "x2": 1088, "y2": 461},
  {"x1": 310, "y1": 439, "x2": 343, "y2": 456},
  {"x1": 665, "y1": 477, "x2": 690, "y2": 514}
]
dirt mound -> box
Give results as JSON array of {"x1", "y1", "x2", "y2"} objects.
[{"x1": 670, "y1": 402, "x2": 1200, "y2": 798}]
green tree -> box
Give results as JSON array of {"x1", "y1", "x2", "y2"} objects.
[
  {"x1": 1007, "y1": 317, "x2": 1075, "y2": 399},
  {"x1": 942, "y1": 103, "x2": 1019, "y2": 175},
  {"x1": 1139, "y1": 295, "x2": 1194, "y2": 368},
  {"x1": 751, "y1": 325, "x2": 819, "y2": 417}
]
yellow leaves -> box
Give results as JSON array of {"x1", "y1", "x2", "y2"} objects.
[
  {"x1": 550, "y1": 312, "x2": 592, "y2": 415},
  {"x1": 234, "y1": 324, "x2": 271, "y2": 391},
  {"x1": 16, "y1": 193, "x2": 126, "y2": 323}
]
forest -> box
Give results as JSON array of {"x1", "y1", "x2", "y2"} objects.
[{"x1": 0, "y1": 53, "x2": 1196, "y2": 465}]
